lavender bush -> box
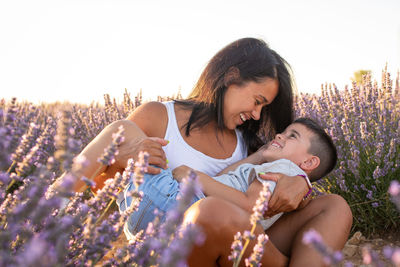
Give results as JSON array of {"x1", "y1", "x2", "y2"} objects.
[
  {"x1": 303, "y1": 179, "x2": 400, "y2": 267},
  {"x1": 0, "y1": 91, "x2": 202, "y2": 266},
  {"x1": 0, "y1": 68, "x2": 399, "y2": 266},
  {"x1": 295, "y1": 67, "x2": 400, "y2": 235}
]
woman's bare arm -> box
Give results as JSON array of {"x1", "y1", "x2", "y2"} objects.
[
  {"x1": 54, "y1": 102, "x2": 170, "y2": 192},
  {"x1": 70, "y1": 119, "x2": 161, "y2": 192},
  {"x1": 216, "y1": 145, "x2": 267, "y2": 175}
]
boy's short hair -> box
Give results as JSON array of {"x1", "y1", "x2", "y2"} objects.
[{"x1": 293, "y1": 117, "x2": 337, "y2": 181}]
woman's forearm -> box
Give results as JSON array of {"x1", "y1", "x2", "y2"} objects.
[
  {"x1": 216, "y1": 151, "x2": 264, "y2": 175},
  {"x1": 54, "y1": 120, "x2": 147, "y2": 192}
]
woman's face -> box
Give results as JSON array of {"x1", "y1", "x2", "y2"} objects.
[{"x1": 223, "y1": 78, "x2": 279, "y2": 130}]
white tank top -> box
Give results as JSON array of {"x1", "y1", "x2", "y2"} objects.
[{"x1": 162, "y1": 101, "x2": 248, "y2": 176}]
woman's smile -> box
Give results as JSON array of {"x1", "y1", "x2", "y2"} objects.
[{"x1": 223, "y1": 78, "x2": 279, "y2": 130}]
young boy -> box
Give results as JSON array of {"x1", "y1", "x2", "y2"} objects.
[{"x1": 117, "y1": 117, "x2": 337, "y2": 236}]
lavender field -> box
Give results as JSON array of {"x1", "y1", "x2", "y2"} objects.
[{"x1": 0, "y1": 69, "x2": 399, "y2": 266}]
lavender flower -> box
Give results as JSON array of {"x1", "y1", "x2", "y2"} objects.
[
  {"x1": 250, "y1": 183, "x2": 271, "y2": 225},
  {"x1": 389, "y1": 180, "x2": 400, "y2": 210},
  {"x1": 54, "y1": 110, "x2": 80, "y2": 171},
  {"x1": 97, "y1": 125, "x2": 125, "y2": 166},
  {"x1": 229, "y1": 232, "x2": 244, "y2": 262},
  {"x1": 159, "y1": 223, "x2": 204, "y2": 267},
  {"x1": 245, "y1": 234, "x2": 269, "y2": 267},
  {"x1": 11, "y1": 122, "x2": 40, "y2": 163},
  {"x1": 231, "y1": 182, "x2": 272, "y2": 267},
  {"x1": 302, "y1": 229, "x2": 344, "y2": 265},
  {"x1": 362, "y1": 246, "x2": 385, "y2": 267}
]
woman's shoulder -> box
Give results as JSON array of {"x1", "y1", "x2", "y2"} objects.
[{"x1": 126, "y1": 101, "x2": 168, "y2": 138}]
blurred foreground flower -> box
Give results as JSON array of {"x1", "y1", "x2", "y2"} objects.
[
  {"x1": 302, "y1": 229, "x2": 344, "y2": 266},
  {"x1": 230, "y1": 183, "x2": 271, "y2": 267}
]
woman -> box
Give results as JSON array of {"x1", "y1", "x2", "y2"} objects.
[
  {"x1": 74, "y1": 37, "x2": 293, "y2": 190},
  {"x1": 72, "y1": 38, "x2": 352, "y2": 266}
]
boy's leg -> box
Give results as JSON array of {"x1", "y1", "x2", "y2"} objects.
[
  {"x1": 183, "y1": 197, "x2": 288, "y2": 267},
  {"x1": 118, "y1": 168, "x2": 180, "y2": 235}
]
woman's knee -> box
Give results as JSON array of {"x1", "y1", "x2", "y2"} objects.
[
  {"x1": 317, "y1": 194, "x2": 353, "y2": 227},
  {"x1": 184, "y1": 197, "x2": 250, "y2": 232}
]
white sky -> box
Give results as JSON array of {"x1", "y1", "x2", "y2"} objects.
[{"x1": 1, "y1": 0, "x2": 399, "y2": 104}]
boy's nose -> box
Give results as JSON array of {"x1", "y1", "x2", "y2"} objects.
[{"x1": 275, "y1": 133, "x2": 285, "y2": 141}]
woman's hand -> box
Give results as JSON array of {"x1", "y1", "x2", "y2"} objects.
[
  {"x1": 254, "y1": 143, "x2": 272, "y2": 163},
  {"x1": 258, "y1": 172, "x2": 309, "y2": 216},
  {"x1": 115, "y1": 136, "x2": 168, "y2": 174},
  {"x1": 172, "y1": 165, "x2": 192, "y2": 182}
]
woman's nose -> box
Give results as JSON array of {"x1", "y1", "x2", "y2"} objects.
[{"x1": 251, "y1": 105, "x2": 262, "y2": 120}]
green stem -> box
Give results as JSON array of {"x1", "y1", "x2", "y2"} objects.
[
  {"x1": 6, "y1": 161, "x2": 17, "y2": 174},
  {"x1": 349, "y1": 196, "x2": 389, "y2": 207},
  {"x1": 6, "y1": 179, "x2": 17, "y2": 192},
  {"x1": 79, "y1": 164, "x2": 104, "y2": 193},
  {"x1": 5, "y1": 161, "x2": 18, "y2": 193},
  {"x1": 233, "y1": 223, "x2": 257, "y2": 267},
  {"x1": 96, "y1": 197, "x2": 116, "y2": 224},
  {"x1": 90, "y1": 164, "x2": 104, "y2": 182}
]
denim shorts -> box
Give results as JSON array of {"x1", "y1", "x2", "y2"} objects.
[{"x1": 117, "y1": 168, "x2": 200, "y2": 236}]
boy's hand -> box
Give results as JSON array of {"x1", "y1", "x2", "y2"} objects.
[
  {"x1": 172, "y1": 165, "x2": 192, "y2": 182},
  {"x1": 259, "y1": 172, "x2": 309, "y2": 216}
]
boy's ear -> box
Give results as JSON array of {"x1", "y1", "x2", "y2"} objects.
[{"x1": 300, "y1": 156, "x2": 320, "y2": 172}]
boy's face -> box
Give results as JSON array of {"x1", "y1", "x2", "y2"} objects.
[{"x1": 263, "y1": 123, "x2": 315, "y2": 165}]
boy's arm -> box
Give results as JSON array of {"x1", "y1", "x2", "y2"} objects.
[
  {"x1": 173, "y1": 166, "x2": 263, "y2": 213},
  {"x1": 197, "y1": 171, "x2": 265, "y2": 213}
]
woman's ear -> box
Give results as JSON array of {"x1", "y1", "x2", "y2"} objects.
[{"x1": 300, "y1": 156, "x2": 320, "y2": 172}]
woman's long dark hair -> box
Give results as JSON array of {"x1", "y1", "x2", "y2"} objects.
[{"x1": 175, "y1": 38, "x2": 294, "y2": 153}]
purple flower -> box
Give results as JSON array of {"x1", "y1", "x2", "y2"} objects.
[
  {"x1": 302, "y1": 229, "x2": 322, "y2": 245},
  {"x1": 250, "y1": 183, "x2": 271, "y2": 225},
  {"x1": 229, "y1": 232, "x2": 244, "y2": 262},
  {"x1": 245, "y1": 234, "x2": 269, "y2": 267},
  {"x1": 362, "y1": 246, "x2": 385, "y2": 267},
  {"x1": 392, "y1": 248, "x2": 400, "y2": 265},
  {"x1": 302, "y1": 229, "x2": 344, "y2": 265},
  {"x1": 0, "y1": 172, "x2": 11, "y2": 184},
  {"x1": 389, "y1": 180, "x2": 400, "y2": 196},
  {"x1": 97, "y1": 125, "x2": 125, "y2": 166}
]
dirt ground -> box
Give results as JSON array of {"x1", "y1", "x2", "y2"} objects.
[
  {"x1": 102, "y1": 230, "x2": 400, "y2": 266},
  {"x1": 341, "y1": 231, "x2": 400, "y2": 266}
]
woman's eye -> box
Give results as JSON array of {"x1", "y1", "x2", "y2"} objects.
[{"x1": 255, "y1": 99, "x2": 261, "y2": 105}]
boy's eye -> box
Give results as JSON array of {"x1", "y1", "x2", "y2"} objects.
[{"x1": 255, "y1": 99, "x2": 261, "y2": 105}]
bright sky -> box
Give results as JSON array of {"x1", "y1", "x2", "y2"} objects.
[{"x1": 1, "y1": 0, "x2": 399, "y2": 104}]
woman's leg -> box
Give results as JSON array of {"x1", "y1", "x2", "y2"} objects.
[
  {"x1": 183, "y1": 197, "x2": 288, "y2": 267},
  {"x1": 183, "y1": 194, "x2": 352, "y2": 267},
  {"x1": 266, "y1": 194, "x2": 353, "y2": 267}
]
